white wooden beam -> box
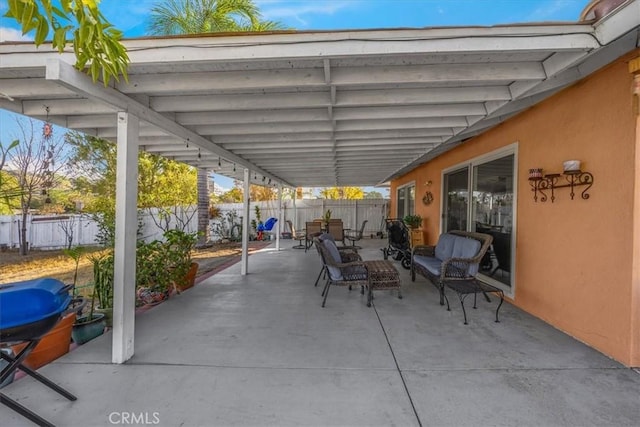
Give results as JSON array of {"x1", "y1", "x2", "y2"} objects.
[
  {"x1": 337, "y1": 86, "x2": 511, "y2": 106},
  {"x1": 214, "y1": 133, "x2": 333, "y2": 144},
  {"x1": 112, "y1": 112, "x2": 138, "y2": 364},
  {"x1": 333, "y1": 104, "x2": 486, "y2": 120},
  {"x1": 119, "y1": 68, "x2": 325, "y2": 94},
  {"x1": 331, "y1": 62, "x2": 546, "y2": 85},
  {"x1": 337, "y1": 137, "x2": 442, "y2": 146},
  {"x1": 335, "y1": 117, "x2": 470, "y2": 131},
  {"x1": 45, "y1": 59, "x2": 288, "y2": 186},
  {"x1": 23, "y1": 98, "x2": 115, "y2": 115},
  {"x1": 193, "y1": 121, "x2": 332, "y2": 136},
  {"x1": 175, "y1": 109, "x2": 329, "y2": 125},
  {"x1": 0, "y1": 78, "x2": 77, "y2": 98},
  {"x1": 336, "y1": 128, "x2": 453, "y2": 140},
  {"x1": 151, "y1": 92, "x2": 331, "y2": 112},
  {"x1": 221, "y1": 141, "x2": 334, "y2": 150}
]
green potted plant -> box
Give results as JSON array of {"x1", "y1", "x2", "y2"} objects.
[
  {"x1": 403, "y1": 214, "x2": 423, "y2": 229},
  {"x1": 323, "y1": 209, "x2": 332, "y2": 228},
  {"x1": 90, "y1": 251, "x2": 114, "y2": 326},
  {"x1": 71, "y1": 291, "x2": 107, "y2": 345},
  {"x1": 164, "y1": 229, "x2": 199, "y2": 292},
  {"x1": 136, "y1": 239, "x2": 172, "y2": 306},
  {"x1": 67, "y1": 247, "x2": 109, "y2": 345}
]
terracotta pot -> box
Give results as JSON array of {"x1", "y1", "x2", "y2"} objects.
[
  {"x1": 11, "y1": 312, "x2": 75, "y2": 370},
  {"x1": 175, "y1": 262, "x2": 199, "y2": 292}
]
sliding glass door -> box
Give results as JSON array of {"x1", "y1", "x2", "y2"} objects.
[
  {"x1": 442, "y1": 147, "x2": 516, "y2": 291},
  {"x1": 443, "y1": 168, "x2": 469, "y2": 232}
]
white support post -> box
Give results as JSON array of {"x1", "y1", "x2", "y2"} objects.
[
  {"x1": 276, "y1": 184, "x2": 282, "y2": 250},
  {"x1": 241, "y1": 168, "x2": 251, "y2": 275},
  {"x1": 112, "y1": 112, "x2": 139, "y2": 364},
  {"x1": 293, "y1": 192, "x2": 297, "y2": 231}
]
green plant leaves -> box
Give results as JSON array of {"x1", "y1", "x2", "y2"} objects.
[{"x1": 4, "y1": 0, "x2": 129, "y2": 86}]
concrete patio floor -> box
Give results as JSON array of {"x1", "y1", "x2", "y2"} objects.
[{"x1": 2, "y1": 239, "x2": 639, "y2": 426}]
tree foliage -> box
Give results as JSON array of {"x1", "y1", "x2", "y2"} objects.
[
  {"x1": 250, "y1": 184, "x2": 276, "y2": 201},
  {"x1": 148, "y1": 0, "x2": 284, "y2": 35},
  {"x1": 66, "y1": 131, "x2": 197, "y2": 213},
  {"x1": 5, "y1": 118, "x2": 68, "y2": 254},
  {"x1": 0, "y1": 139, "x2": 20, "y2": 213},
  {"x1": 364, "y1": 190, "x2": 384, "y2": 199},
  {"x1": 214, "y1": 180, "x2": 278, "y2": 203},
  {"x1": 4, "y1": 0, "x2": 129, "y2": 86},
  {"x1": 319, "y1": 187, "x2": 365, "y2": 200}
]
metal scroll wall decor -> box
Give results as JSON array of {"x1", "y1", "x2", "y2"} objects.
[{"x1": 528, "y1": 165, "x2": 593, "y2": 203}]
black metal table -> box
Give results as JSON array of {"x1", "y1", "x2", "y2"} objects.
[{"x1": 444, "y1": 279, "x2": 504, "y2": 325}]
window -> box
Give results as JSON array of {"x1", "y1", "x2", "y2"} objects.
[{"x1": 396, "y1": 183, "x2": 415, "y2": 219}]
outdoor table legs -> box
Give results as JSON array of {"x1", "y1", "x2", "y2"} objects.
[
  {"x1": 444, "y1": 279, "x2": 504, "y2": 325},
  {"x1": 364, "y1": 260, "x2": 401, "y2": 307}
]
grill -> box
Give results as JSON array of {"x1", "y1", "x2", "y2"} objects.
[{"x1": 0, "y1": 278, "x2": 76, "y2": 427}]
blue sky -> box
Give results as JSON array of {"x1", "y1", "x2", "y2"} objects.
[{"x1": 0, "y1": 0, "x2": 589, "y2": 194}]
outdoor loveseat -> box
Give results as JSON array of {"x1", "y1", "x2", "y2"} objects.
[{"x1": 411, "y1": 230, "x2": 504, "y2": 324}]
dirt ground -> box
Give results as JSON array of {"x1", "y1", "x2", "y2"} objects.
[{"x1": 0, "y1": 241, "x2": 270, "y2": 287}]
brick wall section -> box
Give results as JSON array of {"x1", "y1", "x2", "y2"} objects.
[{"x1": 197, "y1": 168, "x2": 210, "y2": 245}]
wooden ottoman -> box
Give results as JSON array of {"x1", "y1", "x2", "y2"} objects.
[{"x1": 364, "y1": 260, "x2": 402, "y2": 307}]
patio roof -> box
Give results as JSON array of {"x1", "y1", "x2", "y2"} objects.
[{"x1": 1, "y1": 0, "x2": 638, "y2": 188}]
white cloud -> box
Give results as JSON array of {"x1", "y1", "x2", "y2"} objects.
[
  {"x1": 527, "y1": 0, "x2": 577, "y2": 21},
  {"x1": 0, "y1": 27, "x2": 33, "y2": 42},
  {"x1": 212, "y1": 182, "x2": 228, "y2": 195},
  {"x1": 258, "y1": 0, "x2": 358, "y2": 27}
]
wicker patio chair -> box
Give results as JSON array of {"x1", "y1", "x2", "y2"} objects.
[
  {"x1": 314, "y1": 237, "x2": 369, "y2": 307},
  {"x1": 313, "y1": 233, "x2": 361, "y2": 287}
]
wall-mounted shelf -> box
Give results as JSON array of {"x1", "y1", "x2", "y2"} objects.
[{"x1": 529, "y1": 170, "x2": 593, "y2": 203}]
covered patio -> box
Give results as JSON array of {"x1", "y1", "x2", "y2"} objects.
[
  {"x1": 2, "y1": 1, "x2": 639, "y2": 365},
  {"x1": 2, "y1": 240, "x2": 639, "y2": 426}
]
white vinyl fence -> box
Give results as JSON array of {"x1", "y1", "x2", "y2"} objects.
[
  {"x1": 0, "y1": 207, "x2": 199, "y2": 251},
  {"x1": 0, "y1": 199, "x2": 389, "y2": 250},
  {"x1": 214, "y1": 198, "x2": 390, "y2": 237}
]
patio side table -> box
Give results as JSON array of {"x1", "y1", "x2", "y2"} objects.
[
  {"x1": 444, "y1": 279, "x2": 504, "y2": 325},
  {"x1": 364, "y1": 260, "x2": 402, "y2": 307}
]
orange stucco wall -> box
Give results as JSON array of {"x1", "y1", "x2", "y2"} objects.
[{"x1": 391, "y1": 50, "x2": 639, "y2": 366}]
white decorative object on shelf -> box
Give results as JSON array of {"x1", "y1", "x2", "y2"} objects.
[{"x1": 563, "y1": 160, "x2": 581, "y2": 172}]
